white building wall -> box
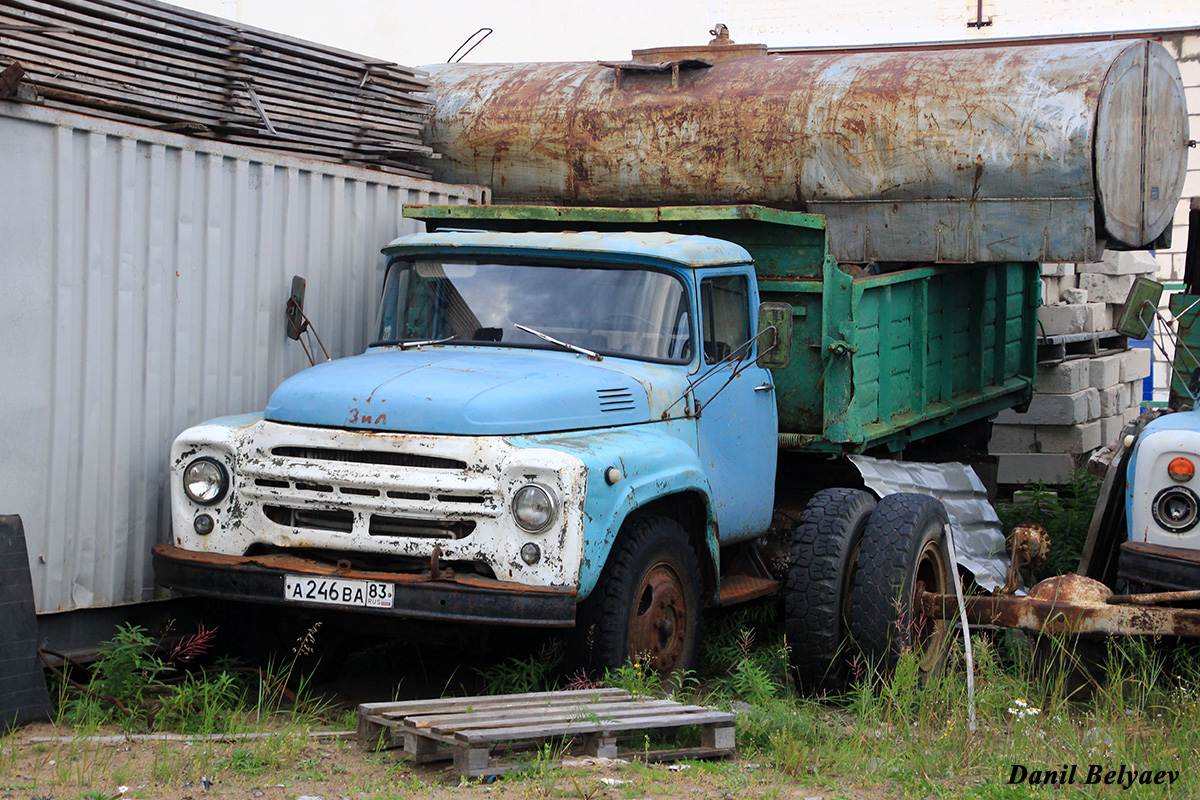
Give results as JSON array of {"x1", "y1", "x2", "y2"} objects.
[
  {"x1": 172, "y1": 0, "x2": 707, "y2": 67},
  {"x1": 713, "y1": 0, "x2": 1192, "y2": 49}
]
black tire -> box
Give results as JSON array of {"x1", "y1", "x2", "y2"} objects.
[
  {"x1": 571, "y1": 515, "x2": 703, "y2": 676},
  {"x1": 850, "y1": 493, "x2": 954, "y2": 679},
  {"x1": 784, "y1": 488, "x2": 876, "y2": 695}
]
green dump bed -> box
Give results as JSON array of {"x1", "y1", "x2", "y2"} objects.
[{"x1": 406, "y1": 204, "x2": 1039, "y2": 454}]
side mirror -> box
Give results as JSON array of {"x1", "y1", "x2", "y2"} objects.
[
  {"x1": 757, "y1": 302, "x2": 793, "y2": 369},
  {"x1": 286, "y1": 275, "x2": 307, "y2": 340},
  {"x1": 1114, "y1": 276, "x2": 1163, "y2": 339}
]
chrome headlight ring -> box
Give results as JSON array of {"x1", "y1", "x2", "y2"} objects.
[
  {"x1": 511, "y1": 483, "x2": 558, "y2": 533},
  {"x1": 183, "y1": 457, "x2": 230, "y2": 506},
  {"x1": 1152, "y1": 485, "x2": 1200, "y2": 534}
]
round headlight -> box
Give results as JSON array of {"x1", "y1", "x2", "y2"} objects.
[
  {"x1": 1152, "y1": 486, "x2": 1200, "y2": 533},
  {"x1": 511, "y1": 484, "x2": 556, "y2": 533},
  {"x1": 183, "y1": 458, "x2": 229, "y2": 505}
]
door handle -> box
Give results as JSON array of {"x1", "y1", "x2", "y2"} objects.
[{"x1": 754, "y1": 383, "x2": 774, "y2": 392}]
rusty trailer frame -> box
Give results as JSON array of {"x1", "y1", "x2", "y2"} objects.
[{"x1": 919, "y1": 574, "x2": 1200, "y2": 639}]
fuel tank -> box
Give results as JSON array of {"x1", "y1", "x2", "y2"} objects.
[{"x1": 422, "y1": 40, "x2": 1189, "y2": 263}]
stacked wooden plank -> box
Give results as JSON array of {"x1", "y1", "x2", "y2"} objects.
[
  {"x1": 357, "y1": 688, "x2": 737, "y2": 777},
  {"x1": 0, "y1": 0, "x2": 435, "y2": 176}
]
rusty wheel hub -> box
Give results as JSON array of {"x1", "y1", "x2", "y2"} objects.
[
  {"x1": 913, "y1": 539, "x2": 950, "y2": 673},
  {"x1": 630, "y1": 563, "x2": 689, "y2": 672}
]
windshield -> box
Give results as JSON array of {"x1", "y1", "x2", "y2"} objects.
[{"x1": 374, "y1": 258, "x2": 694, "y2": 362}]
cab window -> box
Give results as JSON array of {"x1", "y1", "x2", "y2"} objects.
[{"x1": 700, "y1": 275, "x2": 750, "y2": 364}]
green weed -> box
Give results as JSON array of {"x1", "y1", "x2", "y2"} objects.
[
  {"x1": 52, "y1": 622, "x2": 334, "y2": 735},
  {"x1": 996, "y1": 471, "x2": 1101, "y2": 582},
  {"x1": 477, "y1": 640, "x2": 564, "y2": 695},
  {"x1": 217, "y1": 747, "x2": 276, "y2": 778}
]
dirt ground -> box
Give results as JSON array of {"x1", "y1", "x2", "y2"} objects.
[{"x1": 1, "y1": 720, "x2": 899, "y2": 800}]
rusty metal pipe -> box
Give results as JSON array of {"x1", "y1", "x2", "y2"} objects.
[{"x1": 1106, "y1": 589, "x2": 1200, "y2": 606}]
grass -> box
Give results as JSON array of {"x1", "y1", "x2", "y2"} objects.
[
  {"x1": 50, "y1": 620, "x2": 338, "y2": 736},
  {"x1": 464, "y1": 467, "x2": 1200, "y2": 796},
  {"x1": 19, "y1": 471, "x2": 1200, "y2": 797}
]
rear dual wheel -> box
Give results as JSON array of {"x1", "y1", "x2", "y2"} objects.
[
  {"x1": 785, "y1": 490, "x2": 955, "y2": 693},
  {"x1": 850, "y1": 493, "x2": 955, "y2": 679},
  {"x1": 785, "y1": 488, "x2": 876, "y2": 695}
]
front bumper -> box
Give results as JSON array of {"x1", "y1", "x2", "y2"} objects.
[{"x1": 152, "y1": 544, "x2": 578, "y2": 627}]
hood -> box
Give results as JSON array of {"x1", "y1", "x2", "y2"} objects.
[{"x1": 265, "y1": 347, "x2": 678, "y2": 435}]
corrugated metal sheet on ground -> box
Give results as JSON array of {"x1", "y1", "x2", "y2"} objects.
[
  {"x1": 0, "y1": 101, "x2": 487, "y2": 614},
  {"x1": 848, "y1": 455, "x2": 1009, "y2": 591}
]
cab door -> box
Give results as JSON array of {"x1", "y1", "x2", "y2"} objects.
[{"x1": 692, "y1": 269, "x2": 778, "y2": 543}]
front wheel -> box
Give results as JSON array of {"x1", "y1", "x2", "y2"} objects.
[
  {"x1": 572, "y1": 515, "x2": 703, "y2": 676},
  {"x1": 849, "y1": 493, "x2": 954, "y2": 680}
]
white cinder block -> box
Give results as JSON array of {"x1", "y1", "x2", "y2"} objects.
[
  {"x1": 1041, "y1": 262, "x2": 1076, "y2": 278},
  {"x1": 1086, "y1": 386, "x2": 1101, "y2": 420},
  {"x1": 989, "y1": 424, "x2": 1037, "y2": 454},
  {"x1": 1120, "y1": 348, "x2": 1152, "y2": 382},
  {"x1": 1041, "y1": 277, "x2": 1061, "y2": 306},
  {"x1": 1083, "y1": 303, "x2": 1111, "y2": 332},
  {"x1": 1035, "y1": 359, "x2": 1090, "y2": 394},
  {"x1": 996, "y1": 453, "x2": 1077, "y2": 484},
  {"x1": 995, "y1": 389, "x2": 1093, "y2": 425},
  {"x1": 1089, "y1": 353, "x2": 1124, "y2": 389},
  {"x1": 1107, "y1": 303, "x2": 1125, "y2": 327},
  {"x1": 1062, "y1": 287, "x2": 1088, "y2": 304},
  {"x1": 1037, "y1": 420, "x2": 1103, "y2": 454},
  {"x1": 1079, "y1": 273, "x2": 1137, "y2": 304},
  {"x1": 1076, "y1": 252, "x2": 1121, "y2": 274},
  {"x1": 1077, "y1": 251, "x2": 1160, "y2": 276},
  {"x1": 1037, "y1": 304, "x2": 1088, "y2": 336},
  {"x1": 1101, "y1": 414, "x2": 1127, "y2": 446},
  {"x1": 1098, "y1": 385, "x2": 1128, "y2": 417},
  {"x1": 1117, "y1": 251, "x2": 1163, "y2": 276},
  {"x1": 1126, "y1": 380, "x2": 1144, "y2": 410}
]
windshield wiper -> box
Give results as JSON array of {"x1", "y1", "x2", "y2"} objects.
[
  {"x1": 399, "y1": 335, "x2": 456, "y2": 350},
  {"x1": 515, "y1": 324, "x2": 602, "y2": 361}
]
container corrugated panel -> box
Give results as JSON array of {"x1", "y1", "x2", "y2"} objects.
[{"x1": 0, "y1": 103, "x2": 487, "y2": 614}]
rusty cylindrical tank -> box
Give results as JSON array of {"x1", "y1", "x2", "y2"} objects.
[{"x1": 422, "y1": 40, "x2": 1189, "y2": 264}]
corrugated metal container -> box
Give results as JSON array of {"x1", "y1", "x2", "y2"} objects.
[
  {"x1": 0, "y1": 102, "x2": 486, "y2": 615},
  {"x1": 422, "y1": 39, "x2": 1189, "y2": 264}
]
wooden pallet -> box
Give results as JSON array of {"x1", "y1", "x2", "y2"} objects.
[{"x1": 357, "y1": 688, "x2": 736, "y2": 777}]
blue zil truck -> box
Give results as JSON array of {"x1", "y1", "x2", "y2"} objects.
[
  {"x1": 153, "y1": 203, "x2": 1039, "y2": 683},
  {"x1": 153, "y1": 38, "x2": 1192, "y2": 688}
]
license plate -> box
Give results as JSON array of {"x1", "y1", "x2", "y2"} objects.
[{"x1": 284, "y1": 575, "x2": 394, "y2": 609}]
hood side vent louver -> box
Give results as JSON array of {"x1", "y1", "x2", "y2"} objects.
[{"x1": 597, "y1": 387, "x2": 637, "y2": 413}]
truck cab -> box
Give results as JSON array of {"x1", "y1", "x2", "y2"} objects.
[{"x1": 155, "y1": 225, "x2": 779, "y2": 673}]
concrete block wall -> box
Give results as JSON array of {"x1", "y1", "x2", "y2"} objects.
[{"x1": 991, "y1": 252, "x2": 1155, "y2": 484}]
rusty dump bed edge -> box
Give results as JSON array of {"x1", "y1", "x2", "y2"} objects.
[{"x1": 151, "y1": 544, "x2": 578, "y2": 627}]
